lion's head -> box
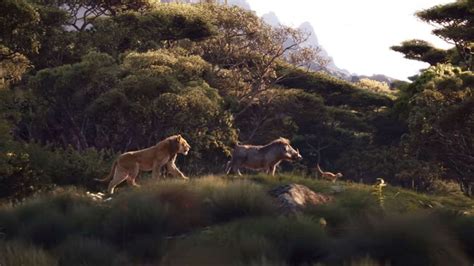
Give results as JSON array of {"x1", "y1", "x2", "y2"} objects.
[{"x1": 175, "y1": 135, "x2": 191, "y2": 155}]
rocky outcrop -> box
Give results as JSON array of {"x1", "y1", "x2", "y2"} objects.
[{"x1": 269, "y1": 184, "x2": 333, "y2": 215}]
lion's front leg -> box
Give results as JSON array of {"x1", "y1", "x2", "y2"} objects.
[
  {"x1": 166, "y1": 155, "x2": 188, "y2": 180},
  {"x1": 152, "y1": 160, "x2": 164, "y2": 179}
]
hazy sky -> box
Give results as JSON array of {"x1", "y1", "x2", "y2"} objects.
[{"x1": 246, "y1": 0, "x2": 454, "y2": 80}]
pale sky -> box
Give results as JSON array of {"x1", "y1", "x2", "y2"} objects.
[{"x1": 246, "y1": 0, "x2": 454, "y2": 80}]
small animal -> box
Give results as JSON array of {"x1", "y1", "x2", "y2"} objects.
[
  {"x1": 95, "y1": 134, "x2": 191, "y2": 194},
  {"x1": 226, "y1": 137, "x2": 302, "y2": 176},
  {"x1": 315, "y1": 164, "x2": 343, "y2": 182}
]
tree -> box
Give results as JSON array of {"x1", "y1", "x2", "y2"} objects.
[
  {"x1": 89, "y1": 4, "x2": 216, "y2": 56},
  {"x1": 390, "y1": 39, "x2": 449, "y2": 66},
  {"x1": 33, "y1": 0, "x2": 152, "y2": 31},
  {"x1": 235, "y1": 89, "x2": 327, "y2": 142},
  {"x1": 0, "y1": 0, "x2": 41, "y2": 87},
  {"x1": 0, "y1": 0, "x2": 40, "y2": 60},
  {"x1": 416, "y1": 0, "x2": 474, "y2": 69},
  {"x1": 192, "y1": 5, "x2": 327, "y2": 118},
  {"x1": 402, "y1": 64, "x2": 473, "y2": 195},
  {"x1": 356, "y1": 78, "x2": 393, "y2": 95},
  {"x1": 14, "y1": 50, "x2": 237, "y2": 168}
]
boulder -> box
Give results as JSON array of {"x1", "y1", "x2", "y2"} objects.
[{"x1": 268, "y1": 184, "x2": 333, "y2": 215}]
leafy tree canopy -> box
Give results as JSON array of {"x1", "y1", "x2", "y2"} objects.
[{"x1": 391, "y1": 39, "x2": 449, "y2": 66}]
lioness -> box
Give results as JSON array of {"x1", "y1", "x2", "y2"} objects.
[
  {"x1": 226, "y1": 137, "x2": 302, "y2": 176},
  {"x1": 95, "y1": 135, "x2": 191, "y2": 194}
]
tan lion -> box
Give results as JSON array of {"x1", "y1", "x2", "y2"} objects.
[{"x1": 95, "y1": 135, "x2": 191, "y2": 194}]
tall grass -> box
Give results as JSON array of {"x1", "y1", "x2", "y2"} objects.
[
  {"x1": 163, "y1": 216, "x2": 329, "y2": 265},
  {"x1": 0, "y1": 175, "x2": 472, "y2": 264},
  {"x1": 55, "y1": 236, "x2": 129, "y2": 266},
  {"x1": 336, "y1": 212, "x2": 470, "y2": 266},
  {"x1": 0, "y1": 240, "x2": 57, "y2": 266},
  {"x1": 202, "y1": 180, "x2": 277, "y2": 222}
]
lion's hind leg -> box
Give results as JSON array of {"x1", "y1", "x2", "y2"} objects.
[
  {"x1": 126, "y1": 164, "x2": 141, "y2": 188},
  {"x1": 107, "y1": 166, "x2": 129, "y2": 195}
]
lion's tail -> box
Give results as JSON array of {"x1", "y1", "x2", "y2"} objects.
[{"x1": 95, "y1": 160, "x2": 117, "y2": 182}]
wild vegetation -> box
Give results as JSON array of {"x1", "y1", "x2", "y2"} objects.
[
  {"x1": 0, "y1": 0, "x2": 473, "y2": 264},
  {"x1": 1, "y1": 175, "x2": 473, "y2": 265}
]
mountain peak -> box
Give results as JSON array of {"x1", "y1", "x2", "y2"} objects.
[
  {"x1": 298, "y1": 21, "x2": 319, "y2": 45},
  {"x1": 227, "y1": 0, "x2": 251, "y2": 10},
  {"x1": 262, "y1": 12, "x2": 281, "y2": 26},
  {"x1": 299, "y1": 21, "x2": 313, "y2": 29}
]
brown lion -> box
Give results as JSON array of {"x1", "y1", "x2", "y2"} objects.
[{"x1": 95, "y1": 135, "x2": 191, "y2": 194}]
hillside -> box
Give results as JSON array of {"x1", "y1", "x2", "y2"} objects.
[{"x1": 1, "y1": 175, "x2": 473, "y2": 265}]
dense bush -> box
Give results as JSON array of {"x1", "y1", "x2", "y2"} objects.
[
  {"x1": 336, "y1": 146, "x2": 444, "y2": 191},
  {"x1": 0, "y1": 142, "x2": 112, "y2": 200},
  {"x1": 0, "y1": 149, "x2": 46, "y2": 200},
  {"x1": 24, "y1": 144, "x2": 113, "y2": 187}
]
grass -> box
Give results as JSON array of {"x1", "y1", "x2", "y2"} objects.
[
  {"x1": 55, "y1": 236, "x2": 129, "y2": 265},
  {"x1": 0, "y1": 240, "x2": 58, "y2": 266},
  {"x1": 0, "y1": 174, "x2": 473, "y2": 265}
]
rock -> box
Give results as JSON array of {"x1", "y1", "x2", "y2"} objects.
[{"x1": 269, "y1": 184, "x2": 333, "y2": 215}]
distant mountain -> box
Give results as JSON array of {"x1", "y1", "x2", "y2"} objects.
[
  {"x1": 260, "y1": 13, "x2": 351, "y2": 80},
  {"x1": 261, "y1": 12, "x2": 281, "y2": 26},
  {"x1": 296, "y1": 22, "x2": 351, "y2": 80},
  {"x1": 227, "y1": 0, "x2": 251, "y2": 10}
]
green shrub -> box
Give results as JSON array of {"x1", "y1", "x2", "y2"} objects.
[
  {"x1": 336, "y1": 146, "x2": 444, "y2": 191},
  {"x1": 428, "y1": 180, "x2": 464, "y2": 196},
  {"x1": 0, "y1": 142, "x2": 112, "y2": 201},
  {"x1": 25, "y1": 144, "x2": 113, "y2": 188},
  {"x1": 0, "y1": 240, "x2": 57, "y2": 266},
  {"x1": 0, "y1": 149, "x2": 48, "y2": 200}
]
